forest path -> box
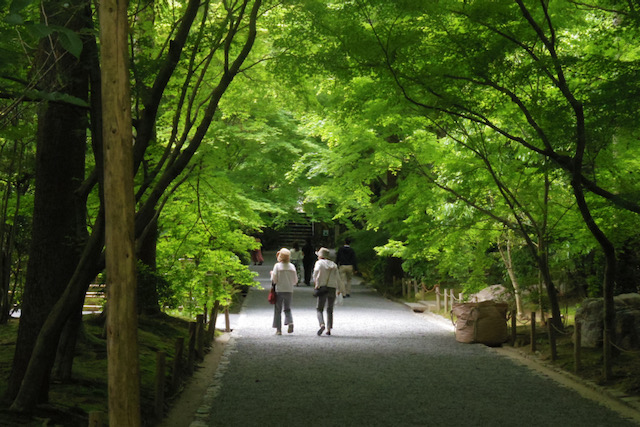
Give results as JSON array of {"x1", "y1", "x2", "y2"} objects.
[{"x1": 174, "y1": 251, "x2": 640, "y2": 426}]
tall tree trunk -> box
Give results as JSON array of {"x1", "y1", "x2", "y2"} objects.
[
  {"x1": 10, "y1": 218, "x2": 104, "y2": 413},
  {"x1": 5, "y1": 0, "x2": 89, "y2": 401},
  {"x1": 497, "y1": 233, "x2": 524, "y2": 318},
  {"x1": 100, "y1": 0, "x2": 142, "y2": 424},
  {"x1": 0, "y1": 139, "x2": 24, "y2": 324},
  {"x1": 572, "y1": 181, "x2": 616, "y2": 380},
  {"x1": 51, "y1": 305, "x2": 84, "y2": 381}
]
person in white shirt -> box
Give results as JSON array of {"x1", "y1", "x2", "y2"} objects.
[
  {"x1": 289, "y1": 241, "x2": 303, "y2": 285},
  {"x1": 271, "y1": 248, "x2": 298, "y2": 335},
  {"x1": 313, "y1": 247, "x2": 345, "y2": 336}
]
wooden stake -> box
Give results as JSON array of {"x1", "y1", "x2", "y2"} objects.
[
  {"x1": 154, "y1": 351, "x2": 165, "y2": 419},
  {"x1": 171, "y1": 338, "x2": 184, "y2": 392},
  {"x1": 574, "y1": 321, "x2": 582, "y2": 373},
  {"x1": 548, "y1": 317, "x2": 557, "y2": 361},
  {"x1": 530, "y1": 312, "x2": 536, "y2": 353},
  {"x1": 511, "y1": 310, "x2": 517, "y2": 346}
]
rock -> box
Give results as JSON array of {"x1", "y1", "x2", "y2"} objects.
[
  {"x1": 575, "y1": 293, "x2": 640, "y2": 349},
  {"x1": 469, "y1": 285, "x2": 512, "y2": 303}
]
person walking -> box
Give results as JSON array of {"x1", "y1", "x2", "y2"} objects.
[
  {"x1": 302, "y1": 238, "x2": 316, "y2": 286},
  {"x1": 271, "y1": 248, "x2": 298, "y2": 335},
  {"x1": 290, "y1": 241, "x2": 303, "y2": 285},
  {"x1": 251, "y1": 236, "x2": 264, "y2": 265},
  {"x1": 336, "y1": 237, "x2": 358, "y2": 297},
  {"x1": 313, "y1": 247, "x2": 344, "y2": 336}
]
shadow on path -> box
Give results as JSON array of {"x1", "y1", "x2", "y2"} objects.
[{"x1": 186, "y1": 252, "x2": 639, "y2": 427}]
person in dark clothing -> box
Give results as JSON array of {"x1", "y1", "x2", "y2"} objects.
[
  {"x1": 336, "y1": 238, "x2": 358, "y2": 297},
  {"x1": 302, "y1": 238, "x2": 316, "y2": 286}
]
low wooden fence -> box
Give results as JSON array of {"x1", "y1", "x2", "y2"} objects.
[
  {"x1": 397, "y1": 277, "x2": 587, "y2": 372},
  {"x1": 397, "y1": 277, "x2": 464, "y2": 313},
  {"x1": 88, "y1": 302, "x2": 231, "y2": 426}
]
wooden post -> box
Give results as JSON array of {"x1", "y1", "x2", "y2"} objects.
[
  {"x1": 574, "y1": 321, "x2": 582, "y2": 373},
  {"x1": 154, "y1": 351, "x2": 166, "y2": 419},
  {"x1": 211, "y1": 300, "x2": 220, "y2": 330},
  {"x1": 224, "y1": 307, "x2": 231, "y2": 332},
  {"x1": 88, "y1": 412, "x2": 104, "y2": 427},
  {"x1": 101, "y1": 0, "x2": 141, "y2": 424},
  {"x1": 548, "y1": 317, "x2": 557, "y2": 361},
  {"x1": 171, "y1": 338, "x2": 184, "y2": 393},
  {"x1": 530, "y1": 312, "x2": 536, "y2": 353},
  {"x1": 444, "y1": 289, "x2": 449, "y2": 314},
  {"x1": 196, "y1": 314, "x2": 204, "y2": 360},
  {"x1": 435, "y1": 285, "x2": 441, "y2": 312},
  {"x1": 413, "y1": 280, "x2": 418, "y2": 298},
  {"x1": 207, "y1": 305, "x2": 217, "y2": 345},
  {"x1": 187, "y1": 322, "x2": 196, "y2": 373},
  {"x1": 450, "y1": 288, "x2": 455, "y2": 306},
  {"x1": 511, "y1": 310, "x2": 517, "y2": 346}
]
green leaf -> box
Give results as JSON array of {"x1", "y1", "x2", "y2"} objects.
[
  {"x1": 10, "y1": 0, "x2": 35, "y2": 14},
  {"x1": 26, "y1": 22, "x2": 54, "y2": 39},
  {"x1": 26, "y1": 89, "x2": 89, "y2": 107},
  {"x1": 56, "y1": 27, "x2": 83, "y2": 59},
  {"x1": 4, "y1": 13, "x2": 24, "y2": 25}
]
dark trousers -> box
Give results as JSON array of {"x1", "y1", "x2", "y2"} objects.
[
  {"x1": 303, "y1": 260, "x2": 314, "y2": 284},
  {"x1": 316, "y1": 287, "x2": 336, "y2": 329}
]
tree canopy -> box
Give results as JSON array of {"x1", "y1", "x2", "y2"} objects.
[{"x1": 0, "y1": 0, "x2": 639, "y2": 417}]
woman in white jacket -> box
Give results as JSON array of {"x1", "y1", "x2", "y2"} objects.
[
  {"x1": 313, "y1": 247, "x2": 344, "y2": 336},
  {"x1": 271, "y1": 248, "x2": 298, "y2": 335}
]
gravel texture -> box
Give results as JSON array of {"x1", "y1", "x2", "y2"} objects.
[{"x1": 195, "y1": 255, "x2": 638, "y2": 427}]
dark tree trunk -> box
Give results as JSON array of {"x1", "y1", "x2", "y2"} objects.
[
  {"x1": 5, "y1": 0, "x2": 90, "y2": 402},
  {"x1": 51, "y1": 304, "x2": 84, "y2": 381},
  {"x1": 138, "y1": 213, "x2": 161, "y2": 315}
]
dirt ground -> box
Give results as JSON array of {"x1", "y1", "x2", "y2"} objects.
[{"x1": 158, "y1": 333, "x2": 230, "y2": 427}]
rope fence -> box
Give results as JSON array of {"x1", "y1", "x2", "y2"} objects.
[{"x1": 396, "y1": 277, "x2": 640, "y2": 373}]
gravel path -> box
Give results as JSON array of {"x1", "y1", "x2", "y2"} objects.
[{"x1": 193, "y1": 254, "x2": 638, "y2": 427}]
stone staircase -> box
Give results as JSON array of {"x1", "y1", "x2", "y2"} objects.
[{"x1": 276, "y1": 220, "x2": 313, "y2": 248}]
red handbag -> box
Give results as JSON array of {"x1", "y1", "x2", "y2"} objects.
[{"x1": 268, "y1": 284, "x2": 277, "y2": 304}]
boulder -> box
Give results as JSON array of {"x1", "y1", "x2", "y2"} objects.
[
  {"x1": 575, "y1": 293, "x2": 640, "y2": 349},
  {"x1": 469, "y1": 284, "x2": 512, "y2": 303}
]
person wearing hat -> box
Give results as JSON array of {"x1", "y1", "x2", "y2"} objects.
[
  {"x1": 336, "y1": 237, "x2": 358, "y2": 297},
  {"x1": 271, "y1": 248, "x2": 298, "y2": 335},
  {"x1": 313, "y1": 247, "x2": 345, "y2": 336}
]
